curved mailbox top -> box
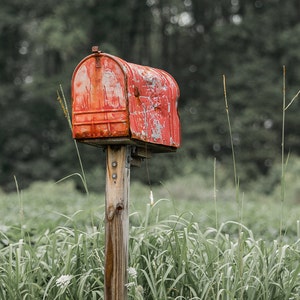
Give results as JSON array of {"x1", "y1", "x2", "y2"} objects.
[{"x1": 71, "y1": 49, "x2": 180, "y2": 152}]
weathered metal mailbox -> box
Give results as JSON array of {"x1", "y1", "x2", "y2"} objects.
[
  {"x1": 71, "y1": 47, "x2": 180, "y2": 299},
  {"x1": 71, "y1": 46, "x2": 180, "y2": 152}
]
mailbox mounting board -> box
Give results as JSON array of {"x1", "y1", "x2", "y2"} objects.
[{"x1": 72, "y1": 51, "x2": 180, "y2": 152}]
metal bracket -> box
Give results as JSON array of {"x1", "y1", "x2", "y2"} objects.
[
  {"x1": 130, "y1": 146, "x2": 152, "y2": 167},
  {"x1": 125, "y1": 145, "x2": 132, "y2": 169}
]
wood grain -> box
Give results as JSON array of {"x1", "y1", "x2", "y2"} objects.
[{"x1": 105, "y1": 145, "x2": 130, "y2": 299}]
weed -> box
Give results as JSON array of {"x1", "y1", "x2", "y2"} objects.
[{"x1": 56, "y1": 85, "x2": 89, "y2": 195}]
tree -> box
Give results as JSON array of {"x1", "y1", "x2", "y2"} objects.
[{"x1": 1, "y1": 0, "x2": 300, "y2": 191}]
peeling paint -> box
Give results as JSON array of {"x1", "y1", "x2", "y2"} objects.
[
  {"x1": 71, "y1": 51, "x2": 181, "y2": 151},
  {"x1": 151, "y1": 119, "x2": 163, "y2": 140}
]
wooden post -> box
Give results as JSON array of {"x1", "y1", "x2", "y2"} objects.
[{"x1": 105, "y1": 145, "x2": 131, "y2": 299}]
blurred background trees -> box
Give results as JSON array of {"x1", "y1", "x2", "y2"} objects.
[{"x1": 1, "y1": 0, "x2": 299, "y2": 191}]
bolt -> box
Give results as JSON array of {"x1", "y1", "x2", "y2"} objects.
[
  {"x1": 112, "y1": 161, "x2": 118, "y2": 168},
  {"x1": 112, "y1": 173, "x2": 117, "y2": 180}
]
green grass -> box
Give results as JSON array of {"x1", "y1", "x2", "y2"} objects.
[{"x1": 1, "y1": 158, "x2": 300, "y2": 299}]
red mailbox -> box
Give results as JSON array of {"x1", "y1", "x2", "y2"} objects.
[{"x1": 71, "y1": 47, "x2": 180, "y2": 152}]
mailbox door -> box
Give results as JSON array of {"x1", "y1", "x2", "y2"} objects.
[
  {"x1": 72, "y1": 54, "x2": 129, "y2": 140},
  {"x1": 125, "y1": 63, "x2": 181, "y2": 149}
]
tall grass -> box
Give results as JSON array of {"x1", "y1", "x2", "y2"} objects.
[
  {"x1": 56, "y1": 85, "x2": 89, "y2": 195},
  {"x1": 129, "y1": 208, "x2": 300, "y2": 299},
  {"x1": 280, "y1": 66, "x2": 300, "y2": 241},
  {"x1": 2, "y1": 200, "x2": 300, "y2": 299},
  {"x1": 0, "y1": 224, "x2": 105, "y2": 299},
  {"x1": 222, "y1": 75, "x2": 242, "y2": 228},
  {"x1": 222, "y1": 74, "x2": 246, "y2": 288}
]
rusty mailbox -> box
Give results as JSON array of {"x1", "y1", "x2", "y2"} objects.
[{"x1": 71, "y1": 47, "x2": 180, "y2": 152}]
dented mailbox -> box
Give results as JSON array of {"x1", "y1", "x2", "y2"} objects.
[{"x1": 71, "y1": 47, "x2": 180, "y2": 152}]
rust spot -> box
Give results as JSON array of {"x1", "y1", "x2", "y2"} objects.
[
  {"x1": 95, "y1": 55, "x2": 101, "y2": 68},
  {"x1": 134, "y1": 86, "x2": 140, "y2": 97}
]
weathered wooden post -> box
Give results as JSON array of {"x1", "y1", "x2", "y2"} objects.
[
  {"x1": 71, "y1": 46, "x2": 181, "y2": 299},
  {"x1": 105, "y1": 145, "x2": 131, "y2": 298}
]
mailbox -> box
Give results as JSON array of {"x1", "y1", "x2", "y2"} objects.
[{"x1": 71, "y1": 47, "x2": 180, "y2": 152}]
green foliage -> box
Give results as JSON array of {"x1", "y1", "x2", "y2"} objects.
[
  {"x1": 129, "y1": 216, "x2": 300, "y2": 299},
  {"x1": 1, "y1": 0, "x2": 300, "y2": 192},
  {"x1": 1, "y1": 174, "x2": 300, "y2": 299}
]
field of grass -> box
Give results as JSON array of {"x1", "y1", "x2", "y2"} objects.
[{"x1": 0, "y1": 155, "x2": 300, "y2": 299}]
